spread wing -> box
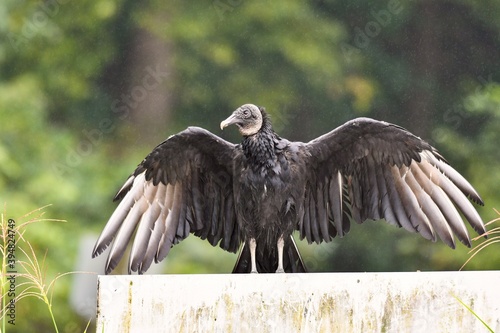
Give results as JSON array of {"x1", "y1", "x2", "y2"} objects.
[
  {"x1": 92, "y1": 127, "x2": 241, "y2": 274},
  {"x1": 298, "y1": 117, "x2": 485, "y2": 248}
]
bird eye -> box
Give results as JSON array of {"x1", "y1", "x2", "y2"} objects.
[{"x1": 243, "y1": 110, "x2": 250, "y2": 117}]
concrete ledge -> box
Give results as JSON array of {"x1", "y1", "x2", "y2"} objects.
[{"x1": 96, "y1": 271, "x2": 500, "y2": 332}]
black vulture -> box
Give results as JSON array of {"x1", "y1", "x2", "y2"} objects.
[{"x1": 92, "y1": 104, "x2": 486, "y2": 274}]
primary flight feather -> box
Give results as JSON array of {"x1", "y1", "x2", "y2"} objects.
[{"x1": 92, "y1": 104, "x2": 485, "y2": 274}]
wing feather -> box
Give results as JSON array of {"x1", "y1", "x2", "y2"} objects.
[
  {"x1": 423, "y1": 151, "x2": 483, "y2": 204},
  {"x1": 317, "y1": 178, "x2": 330, "y2": 241},
  {"x1": 302, "y1": 117, "x2": 484, "y2": 248},
  {"x1": 328, "y1": 171, "x2": 344, "y2": 236},
  {"x1": 393, "y1": 165, "x2": 435, "y2": 241},
  {"x1": 374, "y1": 161, "x2": 398, "y2": 227},
  {"x1": 190, "y1": 171, "x2": 204, "y2": 230},
  {"x1": 418, "y1": 159, "x2": 486, "y2": 236},
  {"x1": 382, "y1": 166, "x2": 415, "y2": 232},
  {"x1": 128, "y1": 182, "x2": 162, "y2": 272},
  {"x1": 414, "y1": 160, "x2": 471, "y2": 246},
  {"x1": 93, "y1": 173, "x2": 146, "y2": 256},
  {"x1": 303, "y1": 187, "x2": 312, "y2": 242},
  {"x1": 308, "y1": 184, "x2": 320, "y2": 243},
  {"x1": 93, "y1": 127, "x2": 241, "y2": 274},
  {"x1": 105, "y1": 186, "x2": 149, "y2": 273},
  {"x1": 140, "y1": 186, "x2": 171, "y2": 273},
  {"x1": 348, "y1": 175, "x2": 363, "y2": 223},
  {"x1": 222, "y1": 194, "x2": 236, "y2": 250},
  {"x1": 365, "y1": 154, "x2": 381, "y2": 220},
  {"x1": 157, "y1": 185, "x2": 180, "y2": 262},
  {"x1": 406, "y1": 163, "x2": 454, "y2": 247}
]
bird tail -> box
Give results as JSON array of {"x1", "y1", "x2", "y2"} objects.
[{"x1": 232, "y1": 235, "x2": 307, "y2": 273}]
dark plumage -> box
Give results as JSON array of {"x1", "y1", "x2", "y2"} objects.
[{"x1": 92, "y1": 104, "x2": 486, "y2": 274}]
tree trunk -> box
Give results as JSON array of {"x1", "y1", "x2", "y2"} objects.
[
  {"x1": 126, "y1": 27, "x2": 173, "y2": 145},
  {"x1": 405, "y1": 2, "x2": 440, "y2": 137}
]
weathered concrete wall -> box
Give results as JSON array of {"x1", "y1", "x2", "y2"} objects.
[{"x1": 96, "y1": 271, "x2": 500, "y2": 332}]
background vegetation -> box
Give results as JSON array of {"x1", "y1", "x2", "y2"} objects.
[{"x1": 1, "y1": 0, "x2": 499, "y2": 331}]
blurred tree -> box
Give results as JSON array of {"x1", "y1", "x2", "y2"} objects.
[
  {"x1": 316, "y1": 0, "x2": 500, "y2": 135},
  {"x1": 311, "y1": 0, "x2": 500, "y2": 271}
]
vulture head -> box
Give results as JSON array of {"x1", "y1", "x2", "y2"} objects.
[{"x1": 220, "y1": 104, "x2": 263, "y2": 136}]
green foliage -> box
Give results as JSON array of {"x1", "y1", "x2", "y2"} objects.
[
  {"x1": 0, "y1": 206, "x2": 86, "y2": 333},
  {"x1": 140, "y1": 0, "x2": 350, "y2": 136},
  {"x1": 0, "y1": 32, "x2": 132, "y2": 333}
]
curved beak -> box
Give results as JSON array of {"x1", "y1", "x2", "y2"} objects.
[{"x1": 220, "y1": 113, "x2": 239, "y2": 130}]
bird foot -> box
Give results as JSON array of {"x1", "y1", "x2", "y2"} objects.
[
  {"x1": 275, "y1": 268, "x2": 285, "y2": 273},
  {"x1": 250, "y1": 270, "x2": 259, "y2": 274}
]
